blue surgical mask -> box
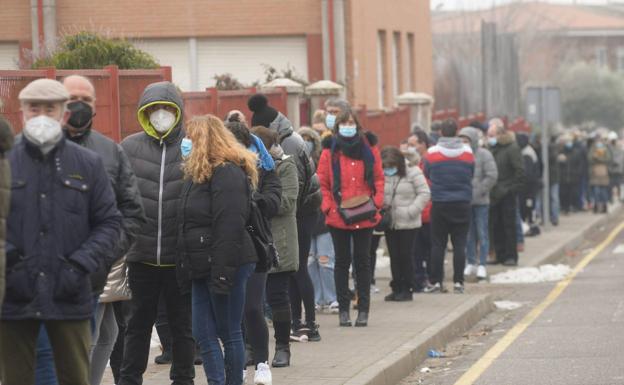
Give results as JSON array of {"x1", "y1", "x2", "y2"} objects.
[
  {"x1": 597, "y1": 142, "x2": 605, "y2": 149},
  {"x1": 488, "y1": 137, "x2": 497, "y2": 147},
  {"x1": 181, "y1": 137, "x2": 192, "y2": 158},
  {"x1": 384, "y1": 167, "x2": 398, "y2": 176},
  {"x1": 326, "y1": 114, "x2": 337, "y2": 129},
  {"x1": 338, "y1": 124, "x2": 357, "y2": 138},
  {"x1": 565, "y1": 142, "x2": 573, "y2": 149}
]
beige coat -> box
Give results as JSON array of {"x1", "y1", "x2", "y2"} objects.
[{"x1": 383, "y1": 166, "x2": 430, "y2": 230}]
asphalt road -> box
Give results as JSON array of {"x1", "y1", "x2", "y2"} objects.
[{"x1": 402, "y1": 217, "x2": 624, "y2": 385}]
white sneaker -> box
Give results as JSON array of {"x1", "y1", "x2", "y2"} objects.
[
  {"x1": 328, "y1": 301, "x2": 339, "y2": 314},
  {"x1": 371, "y1": 285, "x2": 380, "y2": 294},
  {"x1": 254, "y1": 362, "x2": 272, "y2": 385},
  {"x1": 464, "y1": 264, "x2": 477, "y2": 276},
  {"x1": 476, "y1": 265, "x2": 487, "y2": 279},
  {"x1": 243, "y1": 368, "x2": 247, "y2": 382}
]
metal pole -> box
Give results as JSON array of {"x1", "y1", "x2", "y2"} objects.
[{"x1": 541, "y1": 87, "x2": 550, "y2": 230}]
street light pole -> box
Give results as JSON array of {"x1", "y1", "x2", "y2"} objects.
[{"x1": 541, "y1": 86, "x2": 550, "y2": 230}]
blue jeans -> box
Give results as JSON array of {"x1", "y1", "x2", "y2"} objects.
[
  {"x1": 592, "y1": 185, "x2": 609, "y2": 205},
  {"x1": 466, "y1": 205, "x2": 489, "y2": 266},
  {"x1": 308, "y1": 232, "x2": 337, "y2": 305},
  {"x1": 192, "y1": 263, "x2": 254, "y2": 385},
  {"x1": 516, "y1": 202, "x2": 525, "y2": 244},
  {"x1": 535, "y1": 184, "x2": 560, "y2": 225}
]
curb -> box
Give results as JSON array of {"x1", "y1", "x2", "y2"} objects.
[
  {"x1": 343, "y1": 294, "x2": 493, "y2": 385},
  {"x1": 536, "y1": 203, "x2": 623, "y2": 266}
]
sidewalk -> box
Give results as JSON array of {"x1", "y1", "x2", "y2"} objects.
[{"x1": 101, "y1": 204, "x2": 621, "y2": 385}]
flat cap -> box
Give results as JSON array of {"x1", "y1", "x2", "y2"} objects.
[{"x1": 18, "y1": 78, "x2": 69, "y2": 102}]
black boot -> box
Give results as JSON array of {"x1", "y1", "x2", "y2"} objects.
[
  {"x1": 339, "y1": 311, "x2": 352, "y2": 327},
  {"x1": 154, "y1": 348, "x2": 172, "y2": 365},
  {"x1": 355, "y1": 311, "x2": 368, "y2": 327},
  {"x1": 271, "y1": 344, "x2": 291, "y2": 368},
  {"x1": 395, "y1": 290, "x2": 413, "y2": 302},
  {"x1": 194, "y1": 344, "x2": 203, "y2": 365},
  {"x1": 384, "y1": 292, "x2": 398, "y2": 302},
  {"x1": 306, "y1": 322, "x2": 321, "y2": 342}
]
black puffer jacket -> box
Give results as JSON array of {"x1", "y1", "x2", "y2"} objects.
[
  {"x1": 121, "y1": 82, "x2": 185, "y2": 266},
  {"x1": 178, "y1": 163, "x2": 257, "y2": 294},
  {"x1": 67, "y1": 128, "x2": 145, "y2": 294}
]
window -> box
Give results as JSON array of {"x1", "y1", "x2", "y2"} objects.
[
  {"x1": 617, "y1": 48, "x2": 624, "y2": 72},
  {"x1": 377, "y1": 30, "x2": 387, "y2": 108},
  {"x1": 407, "y1": 33, "x2": 415, "y2": 91},
  {"x1": 392, "y1": 32, "x2": 402, "y2": 100},
  {"x1": 596, "y1": 47, "x2": 608, "y2": 68}
]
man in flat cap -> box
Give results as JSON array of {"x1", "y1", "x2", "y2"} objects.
[{"x1": 0, "y1": 78, "x2": 122, "y2": 385}]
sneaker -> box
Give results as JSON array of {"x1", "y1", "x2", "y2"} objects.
[
  {"x1": 306, "y1": 322, "x2": 321, "y2": 342},
  {"x1": 328, "y1": 301, "x2": 339, "y2": 314},
  {"x1": 254, "y1": 362, "x2": 272, "y2": 385},
  {"x1": 464, "y1": 264, "x2": 477, "y2": 276},
  {"x1": 243, "y1": 368, "x2": 247, "y2": 382},
  {"x1": 423, "y1": 282, "x2": 441, "y2": 293},
  {"x1": 371, "y1": 285, "x2": 380, "y2": 294},
  {"x1": 476, "y1": 265, "x2": 487, "y2": 279},
  {"x1": 454, "y1": 282, "x2": 464, "y2": 294},
  {"x1": 290, "y1": 325, "x2": 309, "y2": 342}
]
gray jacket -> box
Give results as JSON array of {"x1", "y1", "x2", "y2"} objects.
[
  {"x1": 459, "y1": 127, "x2": 498, "y2": 206},
  {"x1": 383, "y1": 166, "x2": 430, "y2": 229}
]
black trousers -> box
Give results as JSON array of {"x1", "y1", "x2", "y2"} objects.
[
  {"x1": 430, "y1": 202, "x2": 471, "y2": 285},
  {"x1": 329, "y1": 226, "x2": 373, "y2": 313},
  {"x1": 560, "y1": 181, "x2": 579, "y2": 213},
  {"x1": 385, "y1": 229, "x2": 417, "y2": 293},
  {"x1": 244, "y1": 272, "x2": 269, "y2": 365},
  {"x1": 155, "y1": 291, "x2": 170, "y2": 352},
  {"x1": 413, "y1": 222, "x2": 432, "y2": 290},
  {"x1": 369, "y1": 234, "x2": 382, "y2": 285},
  {"x1": 267, "y1": 272, "x2": 292, "y2": 346},
  {"x1": 490, "y1": 193, "x2": 519, "y2": 263},
  {"x1": 110, "y1": 300, "x2": 132, "y2": 384},
  {"x1": 119, "y1": 263, "x2": 194, "y2": 385},
  {"x1": 290, "y1": 212, "x2": 318, "y2": 324}
]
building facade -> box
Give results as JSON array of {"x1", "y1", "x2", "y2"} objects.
[{"x1": 0, "y1": 0, "x2": 433, "y2": 109}]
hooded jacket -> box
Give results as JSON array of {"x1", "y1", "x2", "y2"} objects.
[
  {"x1": 66, "y1": 128, "x2": 145, "y2": 295},
  {"x1": 270, "y1": 112, "x2": 321, "y2": 216},
  {"x1": 458, "y1": 127, "x2": 498, "y2": 206},
  {"x1": 489, "y1": 131, "x2": 525, "y2": 204},
  {"x1": 589, "y1": 143, "x2": 612, "y2": 187},
  {"x1": 0, "y1": 117, "x2": 13, "y2": 306},
  {"x1": 423, "y1": 137, "x2": 475, "y2": 203},
  {"x1": 120, "y1": 82, "x2": 185, "y2": 266}
]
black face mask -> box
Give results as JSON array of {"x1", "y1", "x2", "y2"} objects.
[{"x1": 67, "y1": 101, "x2": 94, "y2": 133}]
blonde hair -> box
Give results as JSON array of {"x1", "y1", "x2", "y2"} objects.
[
  {"x1": 312, "y1": 109, "x2": 327, "y2": 124},
  {"x1": 183, "y1": 114, "x2": 258, "y2": 187}
]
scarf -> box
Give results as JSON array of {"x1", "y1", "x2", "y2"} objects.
[
  {"x1": 330, "y1": 134, "x2": 376, "y2": 204},
  {"x1": 248, "y1": 134, "x2": 275, "y2": 171}
]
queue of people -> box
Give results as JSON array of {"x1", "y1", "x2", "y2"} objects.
[{"x1": 0, "y1": 77, "x2": 622, "y2": 385}]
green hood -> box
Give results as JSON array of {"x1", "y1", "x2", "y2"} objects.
[{"x1": 137, "y1": 81, "x2": 184, "y2": 141}]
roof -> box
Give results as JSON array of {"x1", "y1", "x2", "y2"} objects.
[{"x1": 432, "y1": 2, "x2": 624, "y2": 36}]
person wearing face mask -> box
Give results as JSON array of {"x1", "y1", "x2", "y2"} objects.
[
  {"x1": 487, "y1": 118, "x2": 525, "y2": 266},
  {"x1": 176, "y1": 115, "x2": 258, "y2": 385},
  {"x1": 32, "y1": 75, "x2": 147, "y2": 385},
  {"x1": 118, "y1": 81, "x2": 195, "y2": 385},
  {"x1": 324, "y1": 98, "x2": 351, "y2": 132},
  {"x1": 248, "y1": 94, "x2": 322, "y2": 342},
  {"x1": 0, "y1": 78, "x2": 122, "y2": 385},
  {"x1": 380, "y1": 146, "x2": 430, "y2": 301},
  {"x1": 317, "y1": 110, "x2": 384, "y2": 327},
  {"x1": 589, "y1": 137, "x2": 612, "y2": 214},
  {"x1": 557, "y1": 133, "x2": 583, "y2": 215}
]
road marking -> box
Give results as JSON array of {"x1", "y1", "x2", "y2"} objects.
[{"x1": 454, "y1": 222, "x2": 624, "y2": 385}]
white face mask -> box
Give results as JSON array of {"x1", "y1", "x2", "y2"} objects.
[
  {"x1": 149, "y1": 109, "x2": 176, "y2": 134},
  {"x1": 23, "y1": 115, "x2": 63, "y2": 147}
]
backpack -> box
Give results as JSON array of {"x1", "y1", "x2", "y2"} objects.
[{"x1": 246, "y1": 181, "x2": 280, "y2": 273}]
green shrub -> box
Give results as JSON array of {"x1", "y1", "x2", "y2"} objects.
[{"x1": 33, "y1": 32, "x2": 159, "y2": 69}]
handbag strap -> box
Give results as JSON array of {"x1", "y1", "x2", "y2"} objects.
[{"x1": 388, "y1": 177, "x2": 401, "y2": 205}]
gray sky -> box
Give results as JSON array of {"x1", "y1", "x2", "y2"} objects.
[{"x1": 430, "y1": 0, "x2": 616, "y2": 11}]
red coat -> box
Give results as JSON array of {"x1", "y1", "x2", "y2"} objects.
[
  {"x1": 317, "y1": 135, "x2": 384, "y2": 230},
  {"x1": 418, "y1": 160, "x2": 432, "y2": 223}
]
